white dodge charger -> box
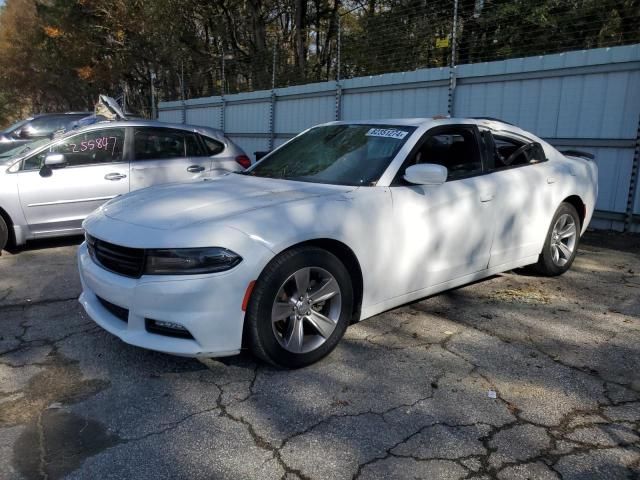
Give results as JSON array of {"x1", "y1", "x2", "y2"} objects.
[{"x1": 78, "y1": 118, "x2": 598, "y2": 368}]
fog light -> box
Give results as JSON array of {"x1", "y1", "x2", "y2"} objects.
[
  {"x1": 145, "y1": 318, "x2": 194, "y2": 339},
  {"x1": 155, "y1": 320, "x2": 187, "y2": 331}
]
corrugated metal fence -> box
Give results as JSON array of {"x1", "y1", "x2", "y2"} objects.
[{"x1": 158, "y1": 44, "x2": 640, "y2": 232}]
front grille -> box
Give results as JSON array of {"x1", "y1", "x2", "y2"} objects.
[
  {"x1": 96, "y1": 296, "x2": 129, "y2": 323},
  {"x1": 87, "y1": 234, "x2": 145, "y2": 278}
]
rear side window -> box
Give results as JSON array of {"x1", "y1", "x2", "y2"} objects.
[
  {"x1": 22, "y1": 128, "x2": 125, "y2": 170},
  {"x1": 488, "y1": 134, "x2": 547, "y2": 170},
  {"x1": 133, "y1": 128, "x2": 203, "y2": 161},
  {"x1": 200, "y1": 135, "x2": 224, "y2": 156},
  {"x1": 185, "y1": 133, "x2": 204, "y2": 156}
]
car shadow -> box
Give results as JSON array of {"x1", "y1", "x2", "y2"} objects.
[{"x1": 5, "y1": 234, "x2": 84, "y2": 254}]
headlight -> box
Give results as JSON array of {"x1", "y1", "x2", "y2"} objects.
[{"x1": 144, "y1": 247, "x2": 242, "y2": 275}]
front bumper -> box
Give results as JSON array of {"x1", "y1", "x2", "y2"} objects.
[{"x1": 77, "y1": 242, "x2": 249, "y2": 357}]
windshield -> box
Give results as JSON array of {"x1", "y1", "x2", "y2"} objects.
[
  {"x1": 246, "y1": 124, "x2": 416, "y2": 186},
  {"x1": 0, "y1": 138, "x2": 51, "y2": 160},
  {"x1": 1, "y1": 118, "x2": 32, "y2": 135}
]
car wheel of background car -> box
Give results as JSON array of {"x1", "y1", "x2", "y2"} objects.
[
  {"x1": 246, "y1": 246, "x2": 353, "y2": 368},
  {"x1": 533, "y1": 202, "x2": 580, "y2": 276},
  {"x1": 0, "y1": 215, "x2": 8, "y2": 253}
]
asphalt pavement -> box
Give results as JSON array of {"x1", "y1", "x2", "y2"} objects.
[{"x1": 1, "y1": 232, "x2": 639, "y2": 479}]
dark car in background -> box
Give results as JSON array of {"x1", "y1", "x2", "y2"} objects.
[{"x1": 0, "y1": 112, "x2": 92, "y2": 154}]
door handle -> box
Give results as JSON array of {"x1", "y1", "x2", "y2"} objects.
[
  {"x1": 547, "y1": 177, "x2": 556, "y2": 184},
  {"x1": 187, "y1": 165, "x2": 205, "y2": 173},
  {"x1": 104, "y1": 173, "x2": 127, "y2": 181},
  {"x1": 480, "y1": 192, "x2": 495, "y2": 202}
]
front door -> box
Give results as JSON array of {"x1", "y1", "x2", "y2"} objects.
[
  {"x1": 389, "y1": 125, "x2": 496, "y2": 297},
  {"x1": 17, "y1": 127, "x2": 129, "y2": 235}
]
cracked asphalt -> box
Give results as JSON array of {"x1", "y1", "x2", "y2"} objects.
[{"x1": 1, "y1": 231, "x2": 639, "y2": 480}]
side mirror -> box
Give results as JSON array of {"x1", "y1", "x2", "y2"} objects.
[
  {"x1": 404, "y1": 163, "x2": 448, "y2": 186},
  {"x1": 44, "y1": 152, "x2": 67, "y2": 169}
]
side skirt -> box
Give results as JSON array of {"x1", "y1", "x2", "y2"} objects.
[
  {"x1": 359, "y1": 254, "x2": 540, "y2": 321},
  {"x1": 12, "y1": 224, "x2": 28, "y2": 246}
]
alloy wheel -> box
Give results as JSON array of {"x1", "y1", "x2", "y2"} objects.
[
  {"x1": 271, "y1": 266, "x2": 342, "y2": 354},
  {"x1": 550, "y1": 213, "x2": 577, "y2": 267}
]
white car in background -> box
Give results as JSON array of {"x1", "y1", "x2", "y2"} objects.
[
  {"x1": 0, "y1": 120, "x2": 250, "y2": 251},
  {"x1": 78, "y1": 118, "x2": 598, "y2": 368}
]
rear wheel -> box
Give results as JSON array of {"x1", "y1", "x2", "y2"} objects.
[
  {"x1": 246, "y1": 246, "x2": 353, "y2": 368},
  {"x1": 0, "y1": 215, "x2": 8, "y2": 253},
  {"x1": 533, "y1": 203, "x2": 580, "y2": 276}
]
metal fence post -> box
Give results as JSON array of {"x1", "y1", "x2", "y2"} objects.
[
  {"x1": 625, "y1": 114, "x2": 640, "y2": 231},
  {"x1": 180, "y1": 61, "x2": 186, "y2": 124},
  {"x1": 447, "y1": 0, "x2": 459, "y2": 117},
  {"x1": 121, "y1": 85, "x2": 128, "y2": 115},
  {"x1": 220, "y1": 98, "x2": 226, "y2": 133},
  {"x1": 221, "y1": 50, "x2": 225, "y2": 96},
  {"x1": 335, "y1": 13, "x2": 342, "y2": 121},
  {"x1": 150, "y1": 71, "x2": 157, "y2": 119},
  {"x1": 336, "y1": 13, "x2": 341, "y2": 84},
  {"x1": 269, "y1": 92, "x2": 276, "y2": 150},
  {"x1": 269, "y1": 46, "x2": 277, "y2": 150}
]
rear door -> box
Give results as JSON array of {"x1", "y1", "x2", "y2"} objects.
[
  {"x1": 479, "y1": 129, "x2": 555, "y2": 267},
  {"x1": 129, "y1": 127, "x2": 212, "y2": 190},
  {"x1": 16, "y1": 127, "x2": 129, "y2": 235}
]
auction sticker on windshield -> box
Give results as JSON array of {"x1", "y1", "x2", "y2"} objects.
[{"x1": 365, "y1": 128, "x2": 409, "y2": 140}]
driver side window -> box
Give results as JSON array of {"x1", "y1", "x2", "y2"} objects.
[
  {"x1": 410, "y1": 126, "x2": 483, "y2": 181},
  {"x1": 22, "y1": 128, "x2": 125, "y2": 171}
]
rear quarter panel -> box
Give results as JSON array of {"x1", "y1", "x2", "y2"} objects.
[{"x1": 545, "y1": 145, "x2": 598, "y2": 234}]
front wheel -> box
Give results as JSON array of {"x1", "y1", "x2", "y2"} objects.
[
  {"x1": 533, "y1": 203, "x2": 581, "y2": 276},
  {"x1": 0, "y1": 215, "x2": 8, "y2": 253},
  {"x1": 246, "y1": 246, "x2": 353, "y2": 368}
]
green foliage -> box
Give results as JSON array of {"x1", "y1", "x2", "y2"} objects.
[{"x1": 0, "y1": 0, "x2": 637, "y2": 126}]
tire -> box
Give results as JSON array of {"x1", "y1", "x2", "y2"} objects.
[
  {"x1": 533, "y1": 203, "x2": 581, "y2": 276},
  {"x1": 246, "y1": 246, "x2": 353, "y2": 368},
  {"x1": 0, "y1": 215, "x2": 8, "y2": 254}
]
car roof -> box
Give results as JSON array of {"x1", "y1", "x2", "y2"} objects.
[
  {"x1": 2, "y1": 120, "x2": 229, "y2": 168},
  {"x1": 322, "y1": 117, "x2": 539, "y2": 142},
  {"x1": 324, "y1": 116, "x2": 510, "y2": 128},
  {"x1": 32, "y1": 112, "x2": 93, "y2": 118},
  {"x1": 57, "y1": 119, "x2": 227, "y2": 140}
]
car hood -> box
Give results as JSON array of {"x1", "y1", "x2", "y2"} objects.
[{"x1": 101, "y1": 174, "x2": 353, "y2": 231}]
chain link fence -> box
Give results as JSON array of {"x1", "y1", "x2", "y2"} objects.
[{"x1": 157, "y1": 0, "x2": 640, "y2": 104}]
